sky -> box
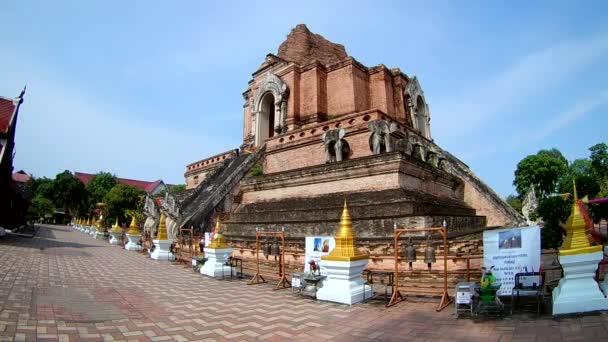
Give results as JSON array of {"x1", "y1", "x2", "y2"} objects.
[{"x1": 1, "y1": 0, "x2": 607, "y2": 196}]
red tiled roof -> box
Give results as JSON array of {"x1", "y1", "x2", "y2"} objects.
[
  {"x1": 74, "y1": 172, "x2": 164, "y2": 194},
  {"x1": 12, "y1": 171, "x2": 31, "y2": 183},
  {"x1": 0, "y1": 98, "x2": 16, "y2": 134}
]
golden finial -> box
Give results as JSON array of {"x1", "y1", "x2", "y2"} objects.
[
  {"x1": 127, "y1": 215, "x2": 141, "y2": 235},
  {"x1": 86, "y1": 218, "x2": 91, "y2": 226},
  {"x1": 156, "y1": 212, "x2": 168, "y2": 240},
  {"x1": 111, "y1": 218, "x2": 123, "y2": 233},
  {"x1": 559, "y1": 182, "x2": 601, "y2": 256},
  {"x1": 208, "y1": 216, "x2": 228, "y2": 249},
  {"x1": 322, "y1": 200, "x2": 368, "y2": 261}
]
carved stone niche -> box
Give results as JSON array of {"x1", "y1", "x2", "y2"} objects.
[
  {"x1": 321, "y1": 128, "x2": 350, "y2": 163},
  {"x1": 426, "y1": 149, "x2": 439, "y2": 168},
  {"x1": 252, "y1": 72, "x2": 290, "y2": 143},
  {"x1": 368, "y1": 120, "x2": 398, "y2": 155},
  {"x1": 438, "y1": 158, "x2": 452, "y2": 173}
]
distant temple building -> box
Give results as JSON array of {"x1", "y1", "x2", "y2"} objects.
[
  {"x1": 74, "y1": 172, "x2": 168, "y2": 196},
  {"x1": 0, "y1": 88, "x2": 27, "y2": 228},
  {"x1": 166, "y1": 25, "x2": 520, "y2": 245}
]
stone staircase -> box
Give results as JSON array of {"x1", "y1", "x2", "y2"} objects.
[{"x1": 178, "y1": 146, "x2": 265, "y2": 230}]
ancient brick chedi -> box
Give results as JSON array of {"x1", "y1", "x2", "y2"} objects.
[{"x1": 171, "y1": 24, "x2": 521, "y2": 244}]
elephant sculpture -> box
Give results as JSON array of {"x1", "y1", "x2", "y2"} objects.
[
  {"x1": 321, "y1": 128, "x2": 350, "y2": 163},
  {"x1": 426, "y1": 149, "x2": 439, "y2": 168},
  {"x1": 438, "y1": 158, "x2": 451, "y2": 173},
  {"x1": 368, "y1": 120, "x2": 398, "y2": 154}
]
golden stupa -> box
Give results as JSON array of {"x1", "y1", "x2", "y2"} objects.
[
  {"x1": 86, "y1": 218, "x2": 91, "y2": 226},
  {"x1": 127, "y1": 216, "x2": 141, "y2": 235},
  {"x1": 322, "y1": 201, "x2": 368, "y2": 261},
  {"x1": 110, "y1": 218, "x2": 123, "y2": 233},
  {"x1": 156, "y1": 213, "x2": 169, "y2": 240},
  {"x1": 208, "y1": 217, "x2": 228, "y2": 249},
  {"x1": 559, "y1": 181, "x2": 602, "y2": 256}
]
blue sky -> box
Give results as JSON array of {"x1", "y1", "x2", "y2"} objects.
[{"x1": 1, "y1": 1, "x2": 606, "y2": 196}]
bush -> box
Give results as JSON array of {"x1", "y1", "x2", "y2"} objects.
[{"x1": 250, "y1": 164, "x2": 263, "y2": 176}]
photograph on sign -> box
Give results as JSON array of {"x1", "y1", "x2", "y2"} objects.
[{"x1": 304, "y1": 236, "x2": 336, "y2": 275}]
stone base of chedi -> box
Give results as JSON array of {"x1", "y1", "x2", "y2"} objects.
[
  {"x1": 200, "y1": 248, "x2": 233, "y2": 277},
  {"x1": 316, "y1": 259, "x2": 372, "y2": 305},
  {"x1": 552, "y1": 251, "x2": 608, "y2": 315}
]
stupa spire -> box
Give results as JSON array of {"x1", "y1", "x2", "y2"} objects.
[
  {"x1": 559, "y1": 181, "x2": 601, "y2": 256},
  {"x1": 208, "y1": 217, "x2": 228, "y2": 249},
  {"x1": 322, "y1": 200, "x2": 367, "y2": 261}
]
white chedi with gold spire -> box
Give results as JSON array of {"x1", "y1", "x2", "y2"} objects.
[
  {"x1": 316, "y1": 201, "x2": 372, "y2": 305},
  {"x1": 201, "y1": 217, "x2": 234, "y2": 278},
  {"x1": 109, "y1": 219, "x2": 123, "y2": 245},
  {"x1": 125, "y1": 216, "x2": 143, "y2": 251},
  {"x1": 151, "y1": 213, "x2": 175, "y2": 261}
]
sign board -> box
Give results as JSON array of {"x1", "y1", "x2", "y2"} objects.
[
  {"x1": 483, "y1": 226, "x2": 541, "y2": 296},
  {"x1": 304, "y1": 236, "x2": 336, "y2": 276}
]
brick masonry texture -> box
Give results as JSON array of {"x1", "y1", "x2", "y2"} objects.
[{"x1": 2, "y1": 225, "x2": 607, "y2": 341}]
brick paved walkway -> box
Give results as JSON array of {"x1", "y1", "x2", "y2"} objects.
[{"x1": 1, "y1": 225, "x2": 608, "y2": 341}]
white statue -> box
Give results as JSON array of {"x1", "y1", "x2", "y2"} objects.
[{"x1": 522, "y1": 185, "x2": 538, "y2": 225}]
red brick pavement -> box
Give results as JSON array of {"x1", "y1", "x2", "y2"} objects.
[{"x1": 1, "y1": 225, "x2": 608, "y2": 341}]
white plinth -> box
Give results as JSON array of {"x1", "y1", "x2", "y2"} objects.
[
  {"x1": 94, "y1": 230, "x2": 105, "y2": 240},
  {"x1": 109, "y1": 231, "x2": 122, "y2": 245},
  {"x1": 552, "y1": 251, "x2": 608, "y2": 315},
  {"x1": 151, "y1": 240, "x2": 174, "y2": 261},
  {"x1": 600, "y1": 246, "x2": 608, "y2": 296},
  {"x1": 200, "y1": 247, "x2": 233, "y2": 277},
  {"x1": 125, "y1": 234, "x2": 142, "y2": 251},
  {"x1": 316, "y1": 258, "x2": 372, "y2": 305},
  {"x1": 83, "y1": 227, "x2": 90, "y2": 234},
  {"x1": 89, "y1": 228, "x2": 97, "y2": 236}
]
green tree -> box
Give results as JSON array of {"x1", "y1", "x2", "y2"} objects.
[
  {"x1": 589, "y1": 143, "x2": 608, "y2": 180},
  {"x1": 537, "y1": 196, "x2": 571, "y2": 249},
  {"x1": 87, "y1": 172, "x2": 117, "y2": 207},
  {"x1": 104, "y1": 184, "x2": 145, "y2": 225},
  {"x1": 505, "y1": 195, "x2": 522, "y2": 213},
  {"x1": 513, "y1": 148, "x2": 568, "y2": 198},
  {"x1": 51, "y1": 171, "x2": 87, "y2": 217},
  {"x1": 27, "y1": 195, "x2": 55, "y2": 221},
  {"x1": 155, "y1": 184, "x2": 187, "y2": 198}
]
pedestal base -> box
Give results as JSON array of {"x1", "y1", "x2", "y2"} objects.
[
  {"x1": 316, "y1": 259, "x2": 372, "y2": 305},
  {"x1": 83, "y1": 227, "x2": 90, "y2": 234},
  {"x1": 125, "y1": 234, "x2": 142, "y2": 251},
  {"x1": 552, "y1": 251, "x2": 608, "y2": 315},
  {"x1": 109, "y1": 232, "x2": 122, "y2": 245},
  {"x1": 89, "y1": 228, "x2": 97, "y2": 236},
  {"x1": 94, "y1": 231, "x2": 106, "y2": 240},
  {"x1": 151, "y1": 240, "x2": 174, "y2": 261},
  {"x1": 200, "y1": 248, "x2": 233, "y2": 277}
]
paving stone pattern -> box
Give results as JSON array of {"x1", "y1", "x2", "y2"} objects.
[{"x1": 1, "y1": 225, "x2": 608, "y2": 341}]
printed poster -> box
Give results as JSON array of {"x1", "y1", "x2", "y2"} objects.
[
  {"x1": 304, "y1": 236, "x2": 336, "y2": 276},
  {"x1": 483, "y1": 226, "x2": 541, "y2": 296}
]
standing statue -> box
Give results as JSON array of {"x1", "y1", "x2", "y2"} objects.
[
  {"x1": 522, "y1": 185, "x2": 539, "y2": 225},
  {"x1": 368, "y1": 120, "x2": 398, "y2": 154},
  {"x1": 321, "y1": 128, "x2": 349, "y2": 163}
]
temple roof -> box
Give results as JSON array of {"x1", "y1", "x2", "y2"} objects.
[
  {"x1": 74, "y1": 172, "x2": 165, "y2": 194},
  {"x1": 277, "y1": 24, "x2": 348, "y2": 67},
  {"x1": 0, "y1": 98, "x2": 17, "y2": 134}
]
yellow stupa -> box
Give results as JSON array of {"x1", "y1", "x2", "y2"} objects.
[
  {"x1": 111, "y1": 218, "x2": 123, "y2": 233},
  {"x1": 208, "y1": 217, "x2": 228, "y2": 249},
  {"x1": 86, "y1": 218, "x2": 91, "y2": 226},
  {"x1": 322, "y1": 201, "x2": 368, "y2": 261},
  {"x1": 127, "y1": 216, "x2": 141, "y2": 235},
  {"x1": 156, "y1": 213, "x2": 168, "y2": 240},
  {"x1": 96, "y1": 217, "x2": 106, "y2": 232},
  {"x1": 559, "y1": 181, "x2": 602, "y2": 256}
]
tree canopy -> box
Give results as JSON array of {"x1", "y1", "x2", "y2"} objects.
[
  {"x1": 87, "y1": 172, "x2": 117, "y2": 207},
  {"x1": 103, "y1": 184, "x2": 145, "y2": 225},
  {"x1": 513, "y1": 149, "x2": 568, "y2": 198}
]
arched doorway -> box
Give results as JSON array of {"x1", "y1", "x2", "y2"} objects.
[
  {"x1": 256, "y1": 92, "x2": 276, "y2": 145},
  {"x1": 416, "y1": 96, "x2": 427, "y2": 138}
]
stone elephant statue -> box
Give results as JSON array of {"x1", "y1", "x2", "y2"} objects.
[
  {"x1": 321, "y1": 128, "x2": 350, "y2": 163},
  {"x1": 368, "y1": 120, "x2": 398, "y2": 154}
]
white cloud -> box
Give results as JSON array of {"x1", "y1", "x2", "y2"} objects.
[{"x1": 432, "y1": 32, "x2": 608, "y2": 141}]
